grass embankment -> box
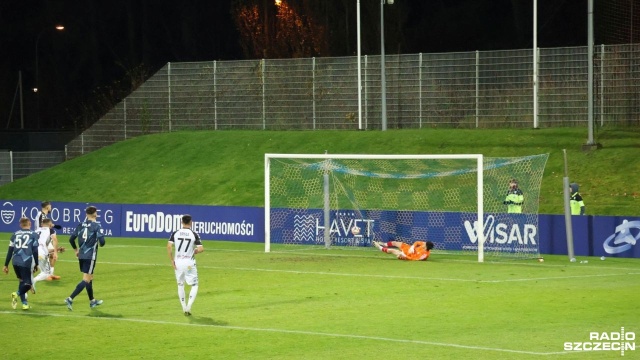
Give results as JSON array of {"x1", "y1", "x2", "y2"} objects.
[{"x1": 0, "y1": 128, "x2": 638, "y2": 216}]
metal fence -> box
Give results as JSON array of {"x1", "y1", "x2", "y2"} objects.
[
  {"x1": 0, "y1": 150, "x2": 66, "y2": 185},
  {"x1": 65, "y1": 44, "x2": 639, "y2": 159}
]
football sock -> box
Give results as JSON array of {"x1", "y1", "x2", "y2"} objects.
[
  {"x1": 187, "y1": 285, "x2": 199, "y2": 310},
  {"x1": 33, "y1": 272, "x2": 49, "y2": 283},
  {"x1": 386, "y1": 241, "x2": 394, "y2": 247},
  {"x1": 19, "y1": 284, "x2": 31, "y2": 302},
  {"x1": 382, "y1": 247, "x2": 389, "y2": 253},
  {"x1": 70, "y1": 281, "x2": 87, "y2": 299},
  {"x1": 178, "y1": 284, "x2": 186, "y2": 310},
  {"x1": 86, "y1": 281, "x2": 94, "y2": 300}
]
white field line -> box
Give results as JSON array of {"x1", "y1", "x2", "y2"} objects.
[
  {"x1": 53, "y1": 258, "x2": 640, "y2": 284},
  {"x1": 105, "y1": 244, "x2": 640, "y2": 272},
  {"x1": 0, "y1": 310, "x2": 569, "y2": 356}
]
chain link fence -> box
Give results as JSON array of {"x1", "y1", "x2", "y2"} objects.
[
  {"x1": 0, "y1": 150, "x2": 65, "y2": 185},
  {"x1": 63, "y1": 44, "x2": 639, "y2": 159}
]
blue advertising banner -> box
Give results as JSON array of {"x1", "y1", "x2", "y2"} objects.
[
  {"x1": 1, "y1": 199, "x2": 638, "y2": 258},
  {"x1": 271, "y1": 208, "x2": 540, "y2": 254},
  {"x1": 592, "y1": 216, "x2": 640, "y2": 258},
  {"x1": 537, "y1": 214, "x2": 640, "y2": 258},
  {"x1": 0, "y1": 200, "x2": 263, "y2": 242}
]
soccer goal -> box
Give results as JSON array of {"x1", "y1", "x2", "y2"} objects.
[{"x1": 265, "y1": 153, "x2": 548, "y2": 262}]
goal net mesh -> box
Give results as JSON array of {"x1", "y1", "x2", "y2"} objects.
[{"x1": 267, "y1": 154, "x2": 548, "y2": 259}]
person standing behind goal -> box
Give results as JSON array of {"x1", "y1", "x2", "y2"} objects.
[
  {"x1": 503, "y1": 178, "x2": 524, "y2": 214},
  {"x1": 167, "y1": 214, "x2": 204, "y2": 316}
]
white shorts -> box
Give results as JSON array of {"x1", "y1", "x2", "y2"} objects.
[
  {"x1": 38, "y1": 246, "x2": 52, "y2": 274},
  {"x1": 174, "y1": 259, "x2": 198, "y2": 286}
]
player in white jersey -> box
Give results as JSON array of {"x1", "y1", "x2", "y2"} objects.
[
  {"x1": 34, "y1": 201, "x2": 52, "y2": 230},
  {"x1": 32, "y1": 219, "x2": 60, "y2": 291},
  {"x1": 33, "y1": 201, "x2": 62, "y2": 279},
  {"x1": 167, "y1": 214, "x2": 204, "y2": 316}
]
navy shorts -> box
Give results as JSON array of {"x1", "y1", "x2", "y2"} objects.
[
  {"x1": 13, "y1": 265, "x2": 32, "y2": 284},
  {"x1": 78, "y1": 259, "x2": 97, "y2": 275}
]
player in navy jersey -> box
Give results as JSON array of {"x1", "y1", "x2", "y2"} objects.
[
  {"x1": 3, "y1": 217, "x2": 39, "y2": 310},
  {"x1": 64, "y1": 206, "x2": 106, "y2": 311},
  {"x1": 167, "y1": 214, "x2": 204, "y2": 316}
]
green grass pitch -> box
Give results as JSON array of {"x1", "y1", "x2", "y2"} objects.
[{"x1": 1, "y1": 235, "x2": 638, "y2": 359}]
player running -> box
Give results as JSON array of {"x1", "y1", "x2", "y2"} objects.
[
  {"x1": 3, "y1": 217, "x2": 39, "y2": 310},
  {"x1": 32, "y1": 219, "x2": 61, "y2": 292},
  {"x1": 64, "y1": 206, "x2": 106, "y2": 310}
]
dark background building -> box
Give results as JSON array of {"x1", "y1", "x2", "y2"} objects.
[{"x1": 1, "y1": 0, "x2": 637, "y2": 148}]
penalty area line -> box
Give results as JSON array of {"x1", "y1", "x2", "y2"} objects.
[
  {"x1": 0, "y1": 311, "x2": 568, "y2": 356},
  {"x1": 53, "y1": 259, "x2": 640, "y2": 283}
]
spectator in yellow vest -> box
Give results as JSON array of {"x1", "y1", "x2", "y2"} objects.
[
  {"x1": 569, "y1": 183, "x2": 586, "y2": 215},
  {"x1": 503, "y1": 178, "x2": 524, "y2": 213}
]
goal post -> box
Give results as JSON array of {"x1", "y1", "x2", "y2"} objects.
[{"x1": 265, "y1": 153, "x2": 548, "y2": 262}]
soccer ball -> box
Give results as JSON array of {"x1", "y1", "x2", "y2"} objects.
[
  {"x1": 537, "y1": 258, "x2": 544, "y2": 263},
  {"x1": 351, "y1": 226, "x2": 361, "y2": 235}
]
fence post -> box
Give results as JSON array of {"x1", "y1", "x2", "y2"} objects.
[
  {"x1": 533, "y1": 47, "x2": 539, "y2": 129},
  {"x1": 419, "y1": 52, "x2": 423, "y2": 129},
  {"x1": 168, "y1": 62, "x2": 172, "y2": 132},
  {"x1": 9, "y1": 151, "x2": 14, "y2": 183},
  {"x1": 312, "y1": 57, "x2": 316, "y2": 130},
  {"x1": 262, "y1": 59, "x2": 266, "y2": 130},
  {"x1": 124, "y1": 98, "x2": 127, "y2": 140},
  {"x1": 600, "y1": 44, "x2": 604, "y2": 127},
  {"x1": 475, "y1": 50, "x2": 480, "y2": 128},
  {"x1": 364, "y1": 55, "x2": 368, "y2": 129},
  {"x1": 214, "y1": 60, "x2": 218, "y2": 130}
]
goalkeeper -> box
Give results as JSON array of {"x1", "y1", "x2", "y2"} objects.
[
  {"x1": 372, "y1": 240, "x2": 434, "y2": 261},
  {"x1": 503, "y1": 178, "x2": 524, "y2": 213}
]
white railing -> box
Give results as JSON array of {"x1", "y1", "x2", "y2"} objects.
[
  {"x1": 0, "y1": 150, "x2": 65, "y2": 185},
  {"x1": 65, "y1": 44, "x2": 640, "y2": 159}
]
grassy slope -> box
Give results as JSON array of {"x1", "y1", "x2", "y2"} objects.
[{"x1": 0, "y1": 128, "x2": 638, "y2": 216}]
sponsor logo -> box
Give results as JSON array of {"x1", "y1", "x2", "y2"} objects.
[
  {"x1": 463, "y1": 214, "x2": 537, "y2": 245},
  {"x1": 564, "y1": 327, "x2": 635, "y2": 356},
  {"x1": 603, "y1": 220, "x2": 640, "y2": 255},
  {"x1": 293, "y1": 213, "x2": 374, "y2": 246},
  {"x1": 1, "y1": 201, "x2": 15, "y2": 225},
  {"x1": 124, "y1": 211, "x2": 255, "y2": 237},
  {"x1": 125, "y1": 211, "x2": 183, "y2": 233}
]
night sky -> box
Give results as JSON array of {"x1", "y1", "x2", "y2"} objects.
[{"x1": 2, "y1": 0, "x2": 628, "y2": 132}]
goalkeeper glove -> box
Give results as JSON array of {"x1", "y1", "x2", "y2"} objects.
[{"x1": 408, "y1": 245, "x2": 415, "y2": 254}]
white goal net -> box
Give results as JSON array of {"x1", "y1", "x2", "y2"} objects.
[{"x1": 265, "y1": 153, "x2": 548, "y2": 262}]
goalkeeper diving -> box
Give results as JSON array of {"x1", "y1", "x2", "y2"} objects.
[{"x1": 372, "y1": 240, "x2": 434, "y2": 261}]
